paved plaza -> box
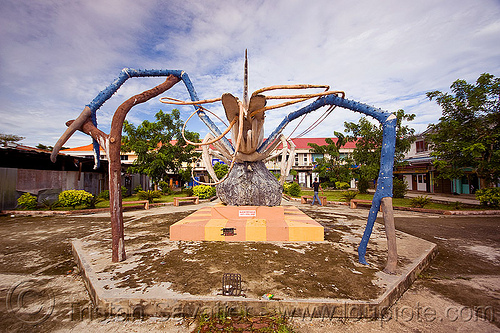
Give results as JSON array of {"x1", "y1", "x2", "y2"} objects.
[{"x1": 0, "y1": 199, "x2": 498, "y2": 332}]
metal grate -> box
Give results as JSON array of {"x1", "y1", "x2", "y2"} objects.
[
  {"x1": 221, "y1": 227, "x2": 237, "y2": 236},
  {"x1": 222, "y1": 273, "x2": 242, "y2": 296}
]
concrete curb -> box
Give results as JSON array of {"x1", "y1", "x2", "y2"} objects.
[
  {"x1": 2, "y1": 199, "x2": 213, "y2": 217},
  {"x1": 354, "y1": 203, "x2": 500, "y2": 215}
]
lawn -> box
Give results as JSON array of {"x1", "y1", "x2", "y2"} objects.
[
  {"x1": 299, "y1": 190, "x2": 479, "y2": 211},
  {"x1": 16, "y1": 189, "x2": 490, "y2": 212},
  {"x1": 15, "y1": 191, "x2": 194, "y2": 211},
  {"x1": 94, "y1": 191, "x2": 192, "y2": 209}
]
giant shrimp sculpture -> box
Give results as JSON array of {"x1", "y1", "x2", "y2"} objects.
[{"x1": 51, "y1": 52, "x2": 398, "y2": 274}]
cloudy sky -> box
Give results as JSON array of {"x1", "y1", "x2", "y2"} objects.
[{"x1": 1, "y1": 0, "x2": 499, "y2": 148}]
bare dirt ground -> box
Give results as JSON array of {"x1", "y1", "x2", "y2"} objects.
[{"x1": 0, "y1": 204, "x2": 498, "y2": 332}]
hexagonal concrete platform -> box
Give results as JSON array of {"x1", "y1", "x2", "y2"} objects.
[{"x1": 72, "y1": 202, "x2": 437, "y2": 319}]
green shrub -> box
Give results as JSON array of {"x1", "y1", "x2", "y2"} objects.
[
  {"x1": 86, "y1": 196, "x2": 103, "y2": 209},
  {"x1": 213, "y1": 162, "x2": 229, "y2": 179},
  {"x1": 341, "y1": 190, "x2": 359, "y2": 202},
  {"x1": 184, "y1": 187, "x2": 194, "y2": 197},
  {"x1": 58, "y1": 190, "x2": 93, "y2": 208},
  {"x1": 133, "y1": 184, "x2": 143, "y2": 193},
  {"x1": 357, "y1": 178, "x2": 370, "y2": 194},
  {"x1": 98, "y1": 190, "x2": 110, "y2": 200},
  {"x1": 158, "y1": 180, "x2": 173, "y2": 194},
  {"x1": 40, "y1": 198, "x2": 60, "y2": 210},
  {"x1": 335, "y1": 181, "x2": 350, "y2": 190},
  {"x1": 475, "y1": 187, "x2": 500, "y2": 207},
  {"x1": 451, "y1": 201, "x2": 462, "y2": 210},
  {"x1": 393, "y1": 178, "x2": 408, "y2": 198},
  {"x1": 98, "y1": 188, "x2": 129, "y2": 200},
  {"x1": 137, "y1": 190, "x2": 162, "y2": 203},
  {"x1": 410, "y1": 195, "x2": 430, "y2": 208},
  {"x1": 17, "y1": 192, "x2": 37, "y2": 210},
  {"x1": 283, "y1": 182, "x2": 291, "y2": 194},
  {"x1": 320, "y1": 182, "x2": 331, "y2": 189},
  {"x1": 193, "y1": 185, "x2": 216, "y2": 199},
  {"x1": 288, "y1": 182, "x2": 301, "y2": 197}
]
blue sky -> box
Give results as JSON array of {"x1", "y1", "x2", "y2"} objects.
[{"x1": 1, "y1": 0, "x2": 499, "y2": 148}]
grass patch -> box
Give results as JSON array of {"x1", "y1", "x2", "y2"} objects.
[
  {"x1": 301, "y1": 190, "x2": 372, "y2": 202},
  {"x1": 195, "y1": 313, "x2": 295, "y2": 332},
  {"x1": 301, "y1": 190, "x2": 489, "y2": 211},
  {"x1": 95, "y1": 191, "x2": 193, "y2": 208}
]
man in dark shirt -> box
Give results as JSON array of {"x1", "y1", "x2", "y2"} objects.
[{"x1": 311, "y1": 178, "x2": 323, "y2": 206}]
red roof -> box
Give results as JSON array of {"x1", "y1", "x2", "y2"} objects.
[
  {"x1": 287, "y1": 137, "x2": 357, "y2": 149},
  {"x1": 7, "y1": 144, "x2": 53, "y2": 153},
  {"x1": 62, "y1": 143, "x2": 102, "y2": 152},
  {"x1": 63, "y1": 140, "x2": 180, "y2": 152},
  {"x1": 64, "y1": 138, "x2": 357, "y2": 152}
]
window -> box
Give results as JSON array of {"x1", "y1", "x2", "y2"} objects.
[
  {"x1": 120, "y1": 155, "x2": 128, "y2": 160},
  {"x1": 312, "y1": 153, "x2": 323, "y2": 162},
  {"x1": 418, "y1": 175, "x2": 427, "y2": 183},
  {"x1": 416, "y1": 140, "x2": 428, "y2": 153}
]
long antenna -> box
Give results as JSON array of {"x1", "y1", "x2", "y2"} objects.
[{"x1": 243, "y1": 49, "x2": 249, "y2": 108}]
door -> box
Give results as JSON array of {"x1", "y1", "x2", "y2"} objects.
[
  {"x1": 417, "y1": 174, "x2": 427, "y2": 191},
  {"x1": 461, "y1": 176, "x2": 469, "y2": 194}
]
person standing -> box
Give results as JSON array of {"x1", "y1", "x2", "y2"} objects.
[{"x1": 311, "y1": 178, "x2": 323, "y2": 206}]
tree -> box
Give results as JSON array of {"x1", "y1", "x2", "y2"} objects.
[
  {"x1": 213, "y1": 162, "x2": 229, "y2": 179},
  {"x1": 121, "y1": 109, "x2": 200, "y2": 185},
  {"x1": 426, "y1": 73, "x2": 500, "y2": 187},
  {"x1": 344, "y1": 110, "x2": 416, "y2": 182},
  {"x1": 308, "y1": 132, "x2": 353, "y2": 186},
  {"x1": 36, "y1": 143, "x2": 53, "y2": 151},
  {"x1": 0, "y1": 133, "x2": 24, "y2": 146}
]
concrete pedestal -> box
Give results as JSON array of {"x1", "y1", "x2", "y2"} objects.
[{"x1": 170, "y1": 205, "x2": 324, "y2": 242}]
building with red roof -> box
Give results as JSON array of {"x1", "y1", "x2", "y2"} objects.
[
  {"x1": 63, "y1": 137, "x2": 358, "y2": 188},
  {"x1": 264, "y1": 137, "x2": 357, "y2": 188}
]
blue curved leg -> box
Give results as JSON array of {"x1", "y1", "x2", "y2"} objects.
[
  {"x1": 81, "y1": 68, "x2": 232, "y2": 167},
  {"x1": 357, "y1": 114, "x2": 397, "y2": 264}
]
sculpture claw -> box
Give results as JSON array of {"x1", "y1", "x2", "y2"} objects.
[{"x1": 51, "y1": 106, "x2": 92, "y2": 162}]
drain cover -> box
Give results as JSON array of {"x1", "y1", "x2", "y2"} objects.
[
  {"x1": 221, "y1": 227, "x2": 236, "y2": 236},
  {"x1": 222, "y1": 273, "x2": 242, "y2": 296}
]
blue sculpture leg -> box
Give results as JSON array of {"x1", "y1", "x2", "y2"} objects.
[
  {"x1": 357, "y1": 114, "x2": 397, "y2": 265},
  {"x1": 357, "y1": 194, "x2": 382, "y2": 264}
]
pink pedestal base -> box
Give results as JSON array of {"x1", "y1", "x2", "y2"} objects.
[{"x1": 170, "y1": 205, "x2": 324, "y2": 242}]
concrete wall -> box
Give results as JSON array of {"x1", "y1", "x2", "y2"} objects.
[
  {"x1": 0, "y1": 167, "x2": 105, "y2": 210},
  {"x1": 16, "y1": 169, "x2": 84, "y2": 193},
  {"x1": 0, "y1": 168, "x2": 17, "y2": 211}
]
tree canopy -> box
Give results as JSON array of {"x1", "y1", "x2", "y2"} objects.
[
  {"x1": 121, "y1": 109, "x2": 200, "y2": 184},
  {"x1": 308, "y1": 132, "x2": 353, "y2": 185},
  {"x1": 36, "y1": 143, "x2": 54, "y2": 151},
  {"x1": 213, "y1": 162, "x2": 229, "y2": 179},
  {"x1": 0, "y1": 133, "x2": 24, "y2": 146},
  {"x1": 344, "y1": 109, "x2": 416, "y2": 181},
  {"x1": 426, "y1": 73, "x2": 500, "y2": 187}
]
